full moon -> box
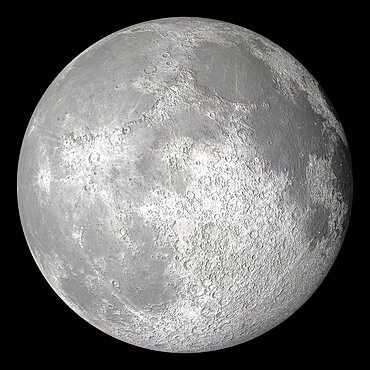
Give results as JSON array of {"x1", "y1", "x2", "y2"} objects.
[{"x1": 17, "y1": 17, "x2": 352, "y2": 352}]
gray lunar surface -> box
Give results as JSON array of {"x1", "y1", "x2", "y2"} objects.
[{"x1": 17, "y1": 17, "x2": 352, "y2": 352}]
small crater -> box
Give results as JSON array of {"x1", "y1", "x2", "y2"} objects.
[
  {"x1": 201, "y1": 306, "x2": 215, "y2": 317},
  {"x1": 186, "y1": 191, "x2": 195, "y2": 200},
  {"x1": 165, "y1": 61, "x2": 172, "y2": 66},
  {"x1": 190, "y1": 284, "x2": 205, "y2": 297},
  {"x1": 162, "y1": 52, "x2": 171, "y2": 58},
  {"x1": 111, "y1": 280, "x2": 120, "y2": 288},
  {"x1": 88, "y1": 152, "x2": 100, "y2": 164},
  {"x1": 228, "y1": 285, "x2": 238, "y2": 293},
  {"x1": 211, "y1": 290, "x2": 222, "y2": 300},
  {"x1": 130, "y1": 27, "x2": 142, "y2": 32},
  {"x1": 219, "y1": 297, "x2": 231, "y2": 306},
  {"x1": 28, "y1": 125, "x2": 35, "y2": 135},
  {"x1": 114, "y1": 83, "x2": 124, "y2": 90},
  {"x1": 208, "y1": 112, "x2": 216, "y2": 119},
  {"x1": 203, "y1": 279, "x2": 212, "y2": 287},
  {"x1": 122, "y1": 126, "x2": 131, "y2": 135},
  {"x1": 184, "y1": 259, "x2": 195, "y2": 270},
  {"x1": 249, "y1": 230, "x2": 258, "y2": 239},
  {"x1": 144, "y1": 65, "x2": 157, "y2": 74}
]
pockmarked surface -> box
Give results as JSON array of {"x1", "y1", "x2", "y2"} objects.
[{"x1": 17, "y1": 18, "x2": 352, "y2": 352}]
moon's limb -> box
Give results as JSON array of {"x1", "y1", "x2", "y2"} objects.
[{"x1": 17, "y1": 17, "x2": 352, "y2": 352}]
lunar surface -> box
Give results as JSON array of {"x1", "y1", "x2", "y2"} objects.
[{"x1": 17, "y1": 17, "x2": 352, "y2": 352}]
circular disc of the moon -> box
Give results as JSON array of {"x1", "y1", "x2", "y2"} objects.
[{"x1": 17, "y1": 17, "x2": 352, "y2": 352}]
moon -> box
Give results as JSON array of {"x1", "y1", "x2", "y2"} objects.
[{"x1": 17, "y1": 17, "x2": 352, "y2": 352}]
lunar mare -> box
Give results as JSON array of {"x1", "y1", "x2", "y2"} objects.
[{"x1": 17, "y1": 18, "x2": 352, "y2": 352}]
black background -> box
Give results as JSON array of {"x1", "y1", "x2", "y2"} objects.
[{"x1": 9, "y1": 3, "x2": 364, "y2": 367}]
